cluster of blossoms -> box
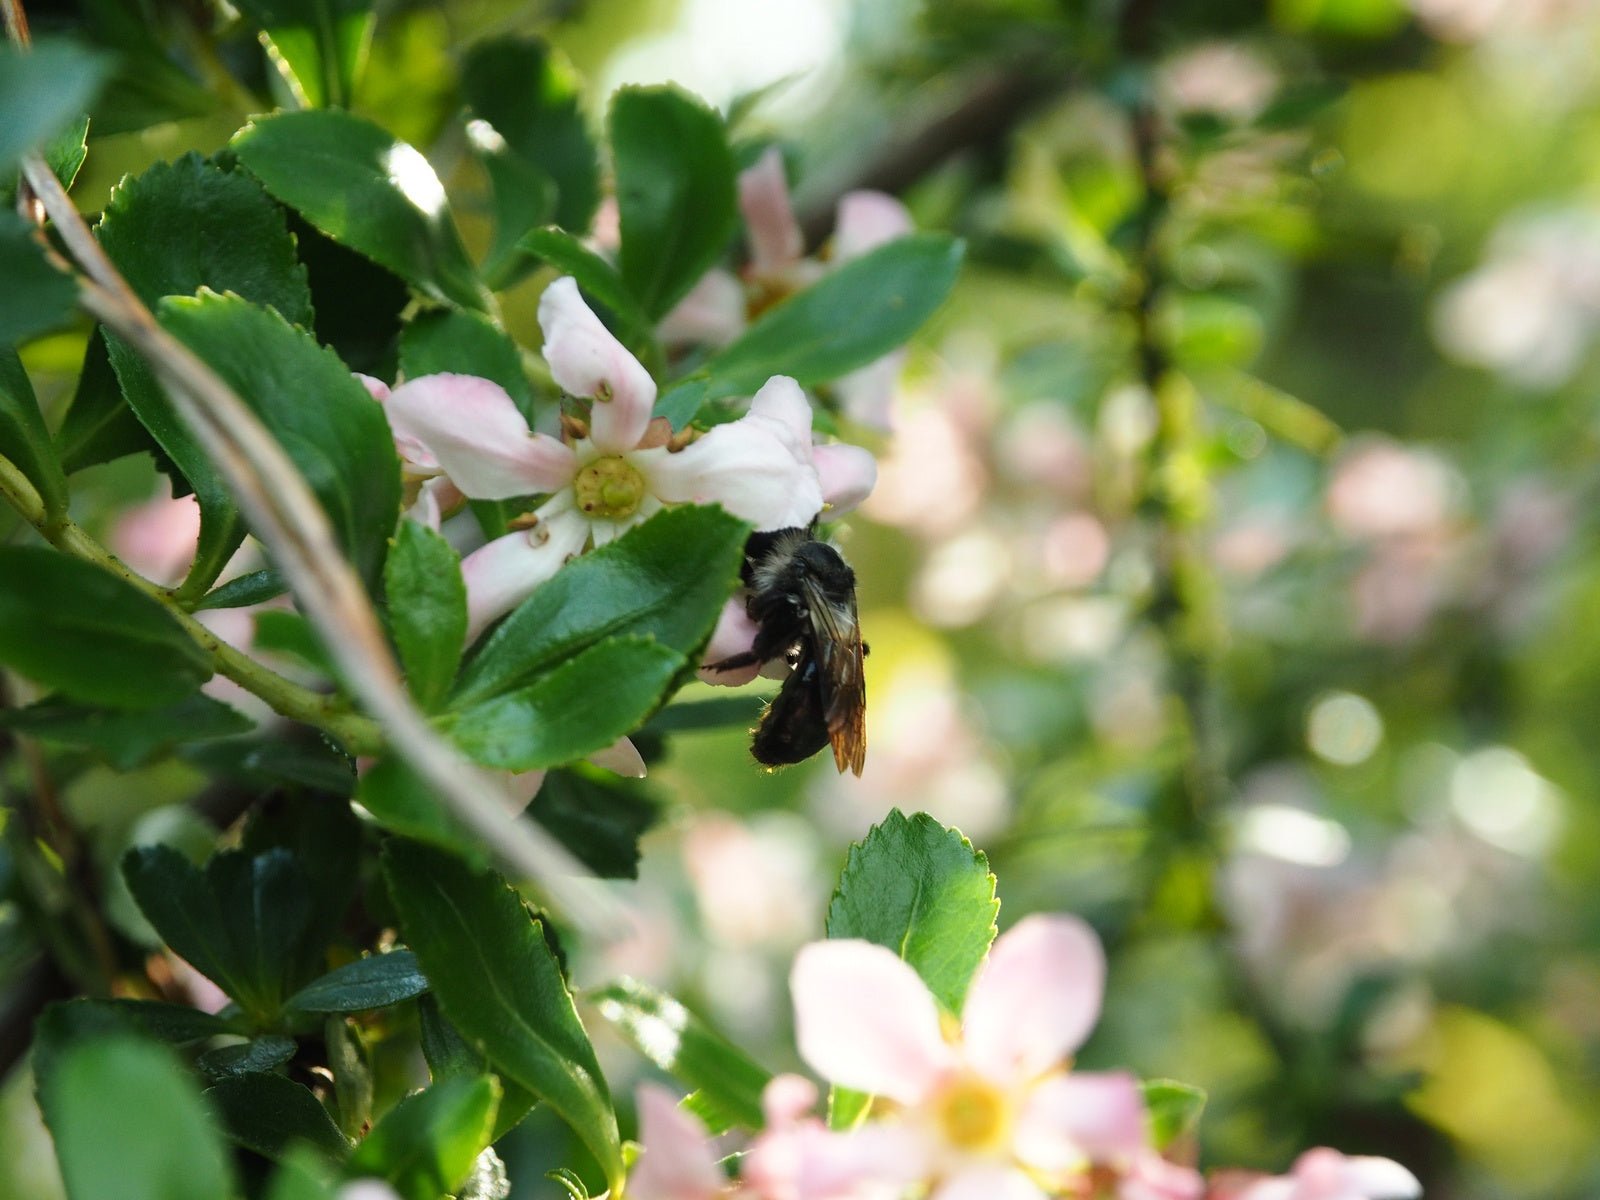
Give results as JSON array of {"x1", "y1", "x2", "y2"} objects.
[
  {"x1": 623, "y1": 916, "x2": 1422, "y2": 1200},
  {"x1": 362, "y1": 276, "x2": 876, "y2": 643}
]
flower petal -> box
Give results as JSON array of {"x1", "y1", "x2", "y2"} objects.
[
  {"x1": 832, "y1": 192, "x2": 913, "y2": 262},
  {"x1": 538, "y1": 276, "x2": 657, "y2": 453},
  {"x1": 697, "y1": 598, "x2": 763, "y2": 685},
  {"x1": 586, "y1": 736, "x2": 647, "y2": 778},
  {"x1": 831, "y1": 351, "x2": 904, "y2": 431},
  {"x1": 659, "y1": 268, "x2": 746, "y2": 349},
  {"x1": 932, "y1": 1166, "x2": 1048, "y2": 1200},
  {"x1": 386, "y1": 374, "x2": 576, "y2": 498},
  {"x1": 761, "y1": 1074, "x2": 819, "y2": 1128},
  {"x1": 1014, "y1": 1071, "x2": 1147, "y2": 1172},
  {"x1": 461, "y1": 506, "x2": 589, "y2": 641},
  {"x1": 354, "y1": 373, "x2": 391, "y2": 401},
  {"x1": 740, "y1": 147, "x2": 804, "y2": 277},
  {"x1": 745, "y1": 375, "x2": 817, "y2": 463},
  {"x1": 791, "y1": 939, "x2": 954, "y2": 1103},
  {"x1": 1337, "y1": 1156, "x2": 1422, "y2": 1199},
  {"x1": 627, "y1": 1083, "x2": 724, "y2": 1200},
  {"x1": 1120, "y1": 1152, "x2": 1206, "y2": 1200},
  {"x1": 961, "y1": 913, "x2": 1105, "y2": 1082},
  {"x1": 813, "y1": 443, "x2": 877, "y2": 517},
  {"x1": 744, "y1": 1111, "x2": 927, "y2": 1200}
]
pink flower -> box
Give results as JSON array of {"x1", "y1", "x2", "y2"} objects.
[
  {"x1": 743, "y1": 1075, "x2": 916, "y2": 1200},
  {"x1": 384, "y1": 278, "x2": 840, "y2": 640},
  {"x1": 1238, "y1": 1149, "x2": 1421, "y2": 1200},
  {"x1": 626, "y1": 1083, "x2": 732, "y2": 1200},
  {"x1": 359, "y1": 372, "x2": 466, "y2": 530},
  {"x1": 788, "y1": 915, "x2": 1152, "y2": 1200},
  {"x1": 660, "y1": 148, "x2": 915, "y2": 429}
]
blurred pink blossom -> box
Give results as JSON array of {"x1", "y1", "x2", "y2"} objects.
[
  {"x1": 109, "y1": 486, "x2": 201, "y2": 587},
  {"x1": 1237, "y1": 1147, "x2": 1420, "y2": 1200}
]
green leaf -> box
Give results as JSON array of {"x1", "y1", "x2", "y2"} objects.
[
  {"x1": 640, "y1": 695, "x2": 766, "y2": 735},
  {"x1": 383, "y1": 840, "x2": 622, "y2": 1191},
  {"x1": 355, "y1": 755, "x2": 481, "y2": 862},
  {"x1": 457, "y1": 505, "x2": 750, "y2": 704},
  {"x1": 532, "y1": 769, "x2": 659, "y2": 880},
  {"x1": 54, "y1": 328, "x2": 150, "y2": 473},
  {"x1": 0, "y1": 547, "x2": 211, "y2": 708},
  {"x1": 290, "y1": 213, "x2": 409, "y2": 379},
  {"x1": 520, "y1": 227, "x2": 655, "y2": 353},
  {"x1": 197, "y1": 1035, "x2": 298, "y2": 1082},
  {"x1": 206, "y1": 1072, "x2": 350, "y2": 1161},
  {"x1": 325, "y1": 1015, "x2": 372, "y2": 1139},
  {"x1": 827, "y1": 809, "x2": 998, "y2": 1014},
  {"x1": 443, "y1": 636, "x2": 684, "y2": 773},
  {"x1": 0, "y1": 211, "x2": 77, "y2": 351},
  {"x1": 231, "y1": 0, "x2": 376, "y2": 109},
  {"x1": 348, "y1": 1076, "x2": 499, "y2": 1200},
  {"x1": 183, "y1": 732, "x2": 357, "y2": 797},
  {"x1": 386, "y1": 519, "x2": 469, "y2": 707},
  {"x1": 703, "y1": 234, "x2": 963, "y2": 399},
  {"x1": 0, "y1": 693, "x2": 252, "y2": 769},
  {"x1": 33, "y1": 999, "x2": 235, "y2": 1067},
  {"x1": 461, "y1": 37, "x2": 600, "y2": 235},
  {"x1": 234, "y1": 110, "x2": 488, "y2": 312},
  {"x1": 266, "y1": 1149, "x2": 340, "y2": 1200},
  {"x1": 285, "y1": 950, "x2": 429, "y2": 1014},
  {"x1": 611, "y1": 86, "x2": 737, "y2": 320},
  {"x1": 1143, "y1": 1079, "x2": 1206, "y2": 1150},
  {"x1": 0, "y1": 40, "x2": 109, "y2": 176},
  {"x1": 476, "y1": 140, "x2": 556, "y2": 291},
  {"x1": 590, "y1": 979, "x2": 771, "y2": 1133},
  {"x1": 653, "y1": 377, "x2": 708, "y2": 431},
  {"x1": 399, "y1": 308, "x2": 532, "y2": 422},
  {"x1": 0, "y1": 347, "x2": 68, "y2": 516},
  {"x1": 196, "y1": 567, "x2": 288, "y2": 611},
  {"x1": 40, "y1": 1035, "x2": 234, "y2": 1200},
  {"x1": 159, "y1": 291, "x2": 402, "y2": 589},
  {"x1": 96, "y1": 153, "x2": 314, "y2": 586},
  {"x1": 255, "y1": 610, "x2": 339, "y2": 682},
  {"x1": 417, "y1": 995, "x2": 537, "y2": 1141}
]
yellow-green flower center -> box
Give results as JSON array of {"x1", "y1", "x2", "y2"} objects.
[
  {"x1": 573, "y1": 455, "x2": 646, "y2": 520},
  {"x1": 933, "y1": 1074, "x2": 1012, "y2": 1153}
]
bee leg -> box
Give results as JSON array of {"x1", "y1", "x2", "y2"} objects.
[{"x1": 704, "y1": 650, "x2": 761, "y2": 673}]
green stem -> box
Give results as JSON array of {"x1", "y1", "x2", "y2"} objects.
[{"x1": 0, "y1": 452, "x2": 384, "y2": 755}]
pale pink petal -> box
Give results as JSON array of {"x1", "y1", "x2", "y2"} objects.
[
  {"x1": 1236, "y1": 1181, "x2": 1297, "y2": 1200},
  {"x1": 790, "y1": 940, "x2": 954, "y2": 1103},
  {"x1": 961, "y1": 914, "x2": 1105, "y2": 1082},
  {"x1": 461, "y1": 506, "x2": 589, "y2": 641},
  {"x1": 406, "y1": 476, "x2": 464, "y2": 531},
  {"x1": 1337, "y1": 1157, "x2": 1421, "y2": 1198},
  {"x1": 638, "y1": 424, "x2": 823, "y2": 532},
  {"x1": 627, "y1": 1083, "x2": 724, "y2": 1200},
  {"x1": 744, "y1": 375, "x2": 817, "y2": 464},
  {"x1": 110, "y1": 492, "x2": 201, "y2": 587},
  {"x1": 386, "y1": 374, "x2": 576, "y2": 498},
  {"x1": 659, "y1": 268, "x2": 747, "y2": 349},
  {"x1": 509, "y1": 768, "x2": 549, "y2": 810},
  {"x1": 1120, "y1": 1152, "x2": 1206, "y2": 1200},
  {"x1": 585, "y1": 736, "x2": 647, "y2": 778},
  {"x1": 698, "y1": 598, "x2": 762, "y2": 686},
  {"x1": 761, "y1": 1074, "x2": 819, "y2": 1128},
  {"x1": 832, "y1": 192, "x2": 913, "y2": 262},
  {"x1": 832, "y1": 351, "x2": 904, "y2": 431},
  {"x1": 740, "y1": 147, "x2": 804, "y2": 277},
  {"x1": 355, "y1": 373, "x2": 391, "y2": 401},
  {"x1": 1014, "y1": 1071, "x2": 1147, "y2": 1172},
  {"x1": 813, "y1": 444, "x2": 877, "y2": 516},
  {"x1": 744, "y1": 1116, "x2": 926, "y2": 1200},
  {"x1": 538, "y1": 276, "x2": 656, "y2": 453},
  {"x1": 932, "y1": 1166, "x2": 1048, "y2": 1200}
]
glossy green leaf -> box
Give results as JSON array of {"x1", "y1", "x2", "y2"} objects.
[
  {"x1": 159, "y1": 291, "x2": 402, "y2": 589},
  {"x1": 197, "y1": 1035, "x2": 298, "y2": 1082},
  {"x1": 266, "y1": 1149, "x2": 340, "y2": 1200},
  {"x1": 0, "y1": 347, "x2": 67, "y2": 517},
  {"x1": 703, "y1": 234, "x2": 963, "y2": 399},
  {"x1": 1143, "y1": 1079, "x2": 1206, "y2": 1150},
  {"x1": 591, "y1": 979, "x2": 771, "y2": 1132},
  {"x1": 443, "y1": 636, "x2": 684, "y2": 773},
  {"x1": 0, "y1": 40, "x2": 108, "y2": 176},
  {"x1": 399, "y1": 308, "x2": 532, "y2": 422},
  {"x1": 0, "y1": 547, "x2": 210, "y2": 709},
  {"x1": 232, "y1": 0, "x2": 375, "y2": 108},
  {"x1": 383, "y1": 840, "x2": 622, "y2": 1190},
  {"x1": 96, "y1": 153, "x2": 314, "y2": 586},
  {"x1": 234, "y1": 110, "x2": 488, "y2": 312},
  {"x1": 285, "y1": 950, "x2": 429, "y2": 1014},
  {"x1": 477, "y1": 143, "x2": 556, "y2": 291},
  {"x1": 417, "y1": 995, "x2": 537, "y2": 1141},
  {"x1": 196, "y1": 567, "x2": 288, "y2": 611},
  {"x1": 520, "y1": 227, "x2": 655, "y2": 353},
  {"x1": 0, "y1": 212, "x2": 77, "y2": 351},
  {"x1": 461, "y1": 37, "x2": 600, "y2": 235},
  {"x1": 826, "y1": 810, "x2": 999, "y2": 1014},
  {"x1": 457, "y1": 505, "x2": 750, "y2": 704},
  {"x1": 183, "y1": 732, "x2": 357, "y2": 797},
  {"x1": 354, "y1": 755, "x2": 480, "y2": 862},
  {"x1": 611, "y1": 85, "x2": 737, "y2": 320},
  {"x1": 348, "y1": 1076, "x2": 499, "y2": 1200},
  {"x1": 54, "y1": 329, "x2": 149, "y2": 473},
  {"x1": 532, "y1": 769, "x2": 659, "y2": 880},
  {"x1": 0, "y1": 693, "x2": 252, "y2": 769},
  {"x1": 290, "y1": 212, "x2": 409, "y2": 379},
  {"x1": 206, "y1": 1072, "x2": 349, "y2": 1160},
  {"x1": 33, "y1": 999, "x2": 235, "y2": 1067},
  {"x1": 40, "y1": 1035, "x2": 234, "y2": 1200}
]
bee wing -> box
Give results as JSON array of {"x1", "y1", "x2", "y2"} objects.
[{"x1": 800, "y1": 576, "x2": 867, "y2": 777}]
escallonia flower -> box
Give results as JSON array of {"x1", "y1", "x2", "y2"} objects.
[
  {"x1": 787, "y1": 914, "x2": 1195, "y2": 1200},
  {"x1": 1235, "y1": 1148, "x2": 1421, "y2": 1200},
  {"x1": 660, "y1": 146, "x2": 915, "y2": 430},
  {"x1": 378, "y1": 277, "x2": 875, "y2": 641}
]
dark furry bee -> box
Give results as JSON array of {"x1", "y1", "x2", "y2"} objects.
[{"x1": 705, "y1": 528, "x2": 867, "y2": 776}]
